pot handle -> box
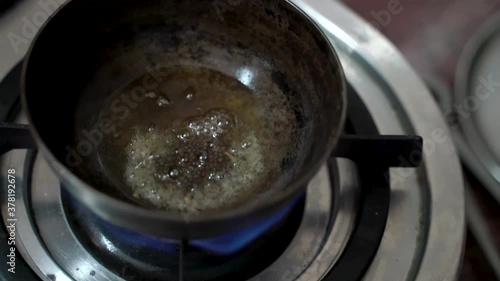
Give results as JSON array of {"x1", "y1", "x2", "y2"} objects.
[
  {"x1": 0, "y1": 122, "x2": 36, "y2": 155},
  {"x1": 332, "y1": 135, "x2": 423, "y2": 168},
  {"x1": 0, "y1": 125, "x2": 424, "y2": 167}
]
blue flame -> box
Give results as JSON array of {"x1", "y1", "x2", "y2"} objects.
[
  {"x1": 101, "y1": 220, "x2": 179, "y2": 253},
  {"x1": 64, "y1": 188, "x2": 302, "y2": 256},
  {"x1": 189, "y1": 197, "x2": 300, "y2": 255}
]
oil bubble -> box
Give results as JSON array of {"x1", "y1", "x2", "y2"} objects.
[
  {"x1": 158, "y1": 97, "x2": 172, "y2": 107},
  {"x1": 218, "y1": 120, "x2": 230, "y2": 129},
  {"x1": 183, "y1": 86, "x2": 196, "y2": 101},
  {"x1": 199, "y1": 152, "x2": 208, "y2": 161},
  {"x1": 148, "y1": 153, "x2": 160, "y2": 160},
  {"x1": 148, "y1": 124, "x2": 156, "y2": 132},
  {"x1": 146, "y1": 91, "x2": 157, "y2": 98},
  {"x1": 169, "y1": 169, "x2": 180, "y2": 179},
  {"x1": 178, "y1": 133, "x2": 190, "y2": 141},
  {"x1": 135, "y1": 161, "x2": 144, "y2": 170}
]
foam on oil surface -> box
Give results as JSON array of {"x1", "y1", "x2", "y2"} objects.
[{"x1": 95, "y1": 66, "x2": 299, "y2": 214}]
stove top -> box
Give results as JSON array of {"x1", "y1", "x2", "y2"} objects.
[{"x1": 0, "y1": 0, "x2": 465, "y2": 280}]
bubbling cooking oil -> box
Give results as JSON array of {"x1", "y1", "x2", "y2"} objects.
[{"x1": 96, "y1": 66, "x2": 299, "y2": 214}]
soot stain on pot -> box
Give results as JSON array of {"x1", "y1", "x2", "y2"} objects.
[
  {"x1": 98, "y1": 25, "x2": 138, "y2": 50},
  {"x1": 189, "y1": 49, "x2": 206, "y2": 61},
  {"x1": 311, "y1": 32, "x2": 329, "y2": 55},
  {"x1": 281, "y1": 155, "x2": 295, "y2": 171},
  {"x1": 287, "y1": 24, "x2": 299, "y2": 37},
  {"x1": 162, "y1": 22, "x2": 184, "y2": 34},
  {"x1": 139, "y1": 24, "x2": 183, "y2": 50},
  {"x1": 265, "y1": 8, "x2": 276, "y2": 18},
  {"x1": 271, "y1": 71, "x2": 292, "y2": 94},
  {"x1": 235, "y1": 41, "x2": 247, "y2": 50}
]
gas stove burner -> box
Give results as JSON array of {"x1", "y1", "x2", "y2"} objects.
[
  {"x1": 64, "y1": 188, "x2": 302, "y2": 256},
  {"x1": 0, "y1": 1, "x2": 465, "y2": 280},
  {"x1": 61, "y1": 187, "x2": 304, "y2": 280},
  {"x1": 16, "y1": 146, "x2": 363, "y2": 281}
]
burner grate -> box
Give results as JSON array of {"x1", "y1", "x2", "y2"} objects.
[{"x1": 62, "y1": 187, "x2": 305, "y2": 281}]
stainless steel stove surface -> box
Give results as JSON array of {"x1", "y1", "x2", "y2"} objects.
[{"x1": 0, "y1": 0, "x2": 465, "y2": 280}]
